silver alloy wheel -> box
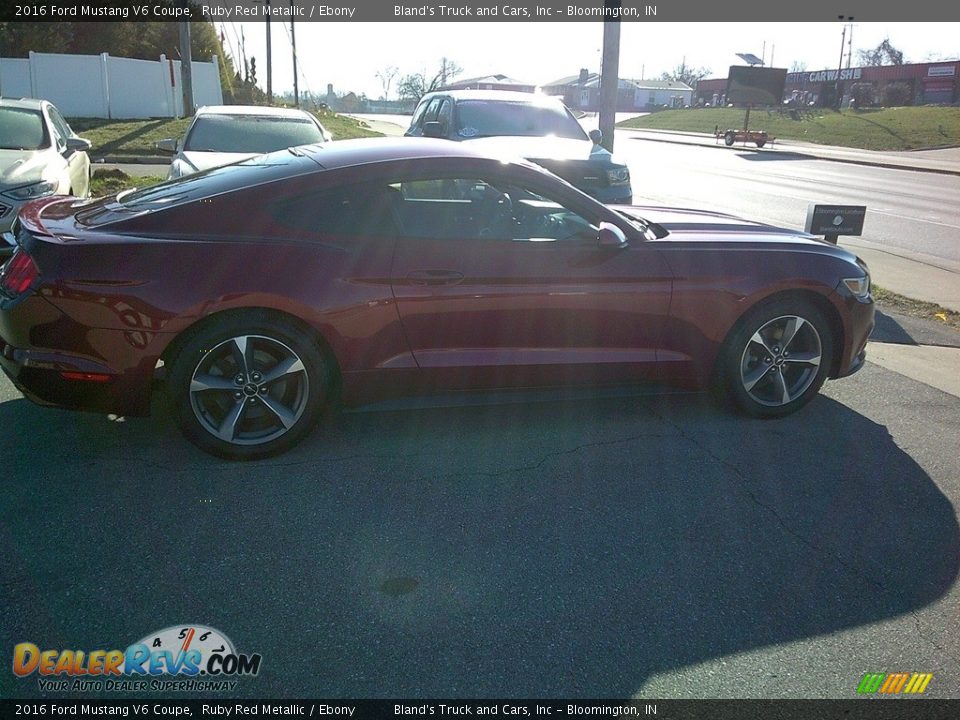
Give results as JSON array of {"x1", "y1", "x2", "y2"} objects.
[
  {"x1": 189, "y1": 335, "x2": 309, "y2": 446},
  {"x1": 739, "y1": 315, "x2": 822, "y2": 407}
]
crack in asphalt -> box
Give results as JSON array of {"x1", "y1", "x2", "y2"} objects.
[{"x1": 411, "y1": 432, "x2": 669, "y2": 483}]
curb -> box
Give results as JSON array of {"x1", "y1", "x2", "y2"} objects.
[
  {"x1": 93, "y1": 156, "x2": 170, "y2": 165},
  {"x1": 618, "y1": 131, "x2": 960, "y2": 177}
]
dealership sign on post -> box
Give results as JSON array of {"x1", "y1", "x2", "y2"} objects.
[{"x1": 805, "y1": 205, "x2": 866, "y2": 244}]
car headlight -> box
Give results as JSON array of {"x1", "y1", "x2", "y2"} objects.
[
  {"x1": 606, "y1": 167, "x2": 630, "y2": 186},
  {"x1": 2, "y1": 180, "x2": 59, "y2": 201},
  {"x1": 842, "y1": 274, "x2": 871, "y2": 299}
]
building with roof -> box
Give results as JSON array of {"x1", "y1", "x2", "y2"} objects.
[
  {"x1": 542, "y1": 69, "x2": 693, "y2": 111},
  {"x1": 441, "y1": 74, "x2": 536, "y2": 93}
]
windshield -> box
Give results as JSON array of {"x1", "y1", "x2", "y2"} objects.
[
  {"x1": 0, "y1": 108, "x2": 48, "y2": 151},
  {"x1": 183, "y1": 114, "x2": 324, "y2": 153},
  {"x1": 455, "y1": 100, "x2": 588, "y2": 140}
]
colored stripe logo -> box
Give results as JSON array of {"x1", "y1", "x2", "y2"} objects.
[{"x1": 857, "y1": 672, "x2": 933, "y2": 694}]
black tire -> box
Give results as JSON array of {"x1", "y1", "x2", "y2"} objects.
[
  {"x1": 166, "y1": 311, "x2": 329, "y2": 460},
  {"x1": 716, "y1": 298, "x2": 833, "y2": 419},
  {"x1": 724, "y1": 132, "x2": 736, "y2": 146},
  {"x1": 755, "y1": 139, "x2": 767, "y2": 148}
]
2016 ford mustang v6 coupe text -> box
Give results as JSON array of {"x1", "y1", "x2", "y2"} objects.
[{"x1": 0, "y1": 138, "x2": 874, "y2": 460}]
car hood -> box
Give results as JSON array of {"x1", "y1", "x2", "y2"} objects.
[
  {"x1": 617, "y1": 204, "x2": 859, "y2": 256},
  {"x1": 179, "y1": 150, "x2": 261, "y2": 174},
  {"x1": 464, "y1": 135, "x2": 624, "y2": 166},
  {"x1": 0, "y1": 149, "x2": 53, "y2": 189}
]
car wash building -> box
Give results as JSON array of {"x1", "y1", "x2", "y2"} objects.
[{"x1": 696, "y1": 60, "x2": 959, "y2": 107}]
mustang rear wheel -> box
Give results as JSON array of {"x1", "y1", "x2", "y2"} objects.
[
  {"x1": 168, "y1": 313, "x2": 329, "y2": 459},
  {"x1": 718, "y1": 299, "x2": 833, "y2": 418}
]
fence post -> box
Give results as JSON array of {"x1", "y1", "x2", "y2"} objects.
[
  {"x1": 28, "y1": 51, "x2": 37, "y2": 97},
  {"x1": 100, "y1": 53, "x2": 111, "y2": 119},
  {"x1": 211, "y1": 53, "x2": 223, "y2": 104}
]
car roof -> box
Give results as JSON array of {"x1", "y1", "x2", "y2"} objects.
[
  {"x1": 0, "y1": 97, "x2": 47, "y2": 111},
  {"x1": 195, "y1": 104, "x2": 316, "y2": 118},
  {"x1": 300, "y1": 136, "x2": 532, "y2": 171},
  {"x1": 421, "y1": 90, "x2": 565, "y2": 105}
]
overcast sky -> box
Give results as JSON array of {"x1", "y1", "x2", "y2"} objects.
[{"x1": 223, "y1": 22, "x2": 960, "y2": 99}]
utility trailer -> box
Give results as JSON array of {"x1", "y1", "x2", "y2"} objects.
[{"x1": 716, "y1": 127, "x2": 774, "y2": 148}]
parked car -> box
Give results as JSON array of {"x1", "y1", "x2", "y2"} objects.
[
  {"x1": 1, "y1": 98, "x2": 90, "y2": 254},
  {"x1": 157, "y1": 105, "x2": 331, "y2": 179},
  {"x1": 405, "y1": 90, "x2": 632, "y2": 204},
  {"x1": 0, "y1": 138, "x2": 873, "y2": 460}
]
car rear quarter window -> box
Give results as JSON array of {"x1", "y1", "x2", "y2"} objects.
[
  {"x1": 268, "y1": 183, "x2": 403, "y2": 238},
  {"x1": 76, "y1": 151, "x2": 316, "y2": 226}
]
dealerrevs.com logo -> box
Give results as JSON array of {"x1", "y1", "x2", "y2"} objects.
[{"x1": 12, "y1": 625, "x2": 262, "y2": 692}]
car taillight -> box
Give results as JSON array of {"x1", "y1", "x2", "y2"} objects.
[{"x1": 0, "y1": 249, "x2": 39, "y2": 297}]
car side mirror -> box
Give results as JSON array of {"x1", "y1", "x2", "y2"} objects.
[
  {"x1": 598, "y1": 221, "x2": 628, "y2": 248},
  {"x1": 156, "y1": 138, "x2": 178, "y2": 154},
  {"x1": 422, "y1": 121, "x2": 444, "y2": 138},
  {"x1": 588, "y1": 129, "x2": 603, "y2": 145},
  {"x1": 65, "y1": 136, "x2": 91, "y2": 153}
]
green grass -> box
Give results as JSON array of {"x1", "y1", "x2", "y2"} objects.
[
  {"x1": 618, "y1": 106, "x2": 960, "y2": 151},
  {"x1": 90, "y1": 169, "x2": 164, "y2": 197},
  {"x1": 70, "y1": 109, "x2": 382, "y2": 159},
  {"x1": 70, "y1": 117, "x2": 192, "y2": 158}
]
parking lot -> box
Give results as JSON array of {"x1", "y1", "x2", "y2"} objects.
[{"x1": 2, "y1": 348, "x2": 958, "y2": 697}]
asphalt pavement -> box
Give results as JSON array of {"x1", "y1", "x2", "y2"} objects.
[{"x1": 1, "y1": 357, "x2": 958, "y2": 699}]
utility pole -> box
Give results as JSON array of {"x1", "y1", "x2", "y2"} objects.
[
  {"x1": 178, "y1": 20, "x2": 194, "y2": 116},
  {"x1": 598, "y1": 0, "x2": 621, "y2": 153},
  {"x1": 846, "y1": 24, "x2": 854, "y2": 69},
  {"x1": 265, "y1": 0, "x2": 273, "y2": 103},
  {"x1": 834, "y1": 16, "x2": 854, "y2": 108},
  {"x1": 290, "y1": 4, "x2": 299, "y2": 107}
]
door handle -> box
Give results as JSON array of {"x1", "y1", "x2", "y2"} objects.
[{"x1": 406, "y1": 269, "x2": 465, "y2": 286}]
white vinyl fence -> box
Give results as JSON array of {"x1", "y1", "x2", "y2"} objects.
[{"x1": 0, "y1": 51, "x2": 223, "y2": 119}]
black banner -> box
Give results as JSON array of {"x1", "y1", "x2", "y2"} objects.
[
  {"x1": 2, "y1": 700, "x2": 960, "y2": 720},
  {"x1": 2, "y1": 0, "x2": 960, "y2": 22}
]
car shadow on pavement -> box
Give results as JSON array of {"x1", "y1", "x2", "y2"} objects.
[
  {"x1": 0, "y1": 389, "x2": 957, "y2": 698},
  {"x1": 732, "y1": 150, "x2": 817, "y2": 162},
  {"x1": 871, "y1": 309, "x2": 919, "y2": 345}
]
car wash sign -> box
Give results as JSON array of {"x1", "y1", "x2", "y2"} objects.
[{"x1": 786, "y1": 68, "x2": 863, "y2": 84}]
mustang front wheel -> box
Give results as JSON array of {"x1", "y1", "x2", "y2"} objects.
[
  {"x1": 168, "y1": 313, "x2": 329, "y2": 459},
  {"x1": 719, "y1": 299, "x2": 833, "y2": 418}
]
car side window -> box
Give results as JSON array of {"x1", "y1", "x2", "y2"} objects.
[
  {"x1": 408, "y1": 101, "x2": 429, "y2": 133},
  {"x1": 46, "y1": 107, "x2": 70, "y2": 151},
  {"x1": 423, "y1": 98, "x2": 443, "y2": 123},
  {"x1": 437, "y1": 99, "x2": 453, "y2": 136},
  {"x1": 392, "y1": 177, "x2": 598, "y2": 243}
]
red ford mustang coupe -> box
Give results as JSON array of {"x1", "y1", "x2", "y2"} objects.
[{"x1": 0, "y1": 138, "x2": 874, "y2": 459}]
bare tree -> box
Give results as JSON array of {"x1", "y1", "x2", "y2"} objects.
[
  {"x1": 857, "y1": 38, "x2": 905, "y2": 66},
  {"x1": 376, "y1": 65, "x2": 399, "y2": 101},
  {"x1": 397, "y1": 58, "x2": 464, "y2": 102},
  {"x1": 660, "y1": 61, "x2": 711, "y2": 88}
]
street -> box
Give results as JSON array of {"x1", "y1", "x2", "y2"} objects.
[{"x1": 616, "y1": 134, "x2": 960, "y2": 267}]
